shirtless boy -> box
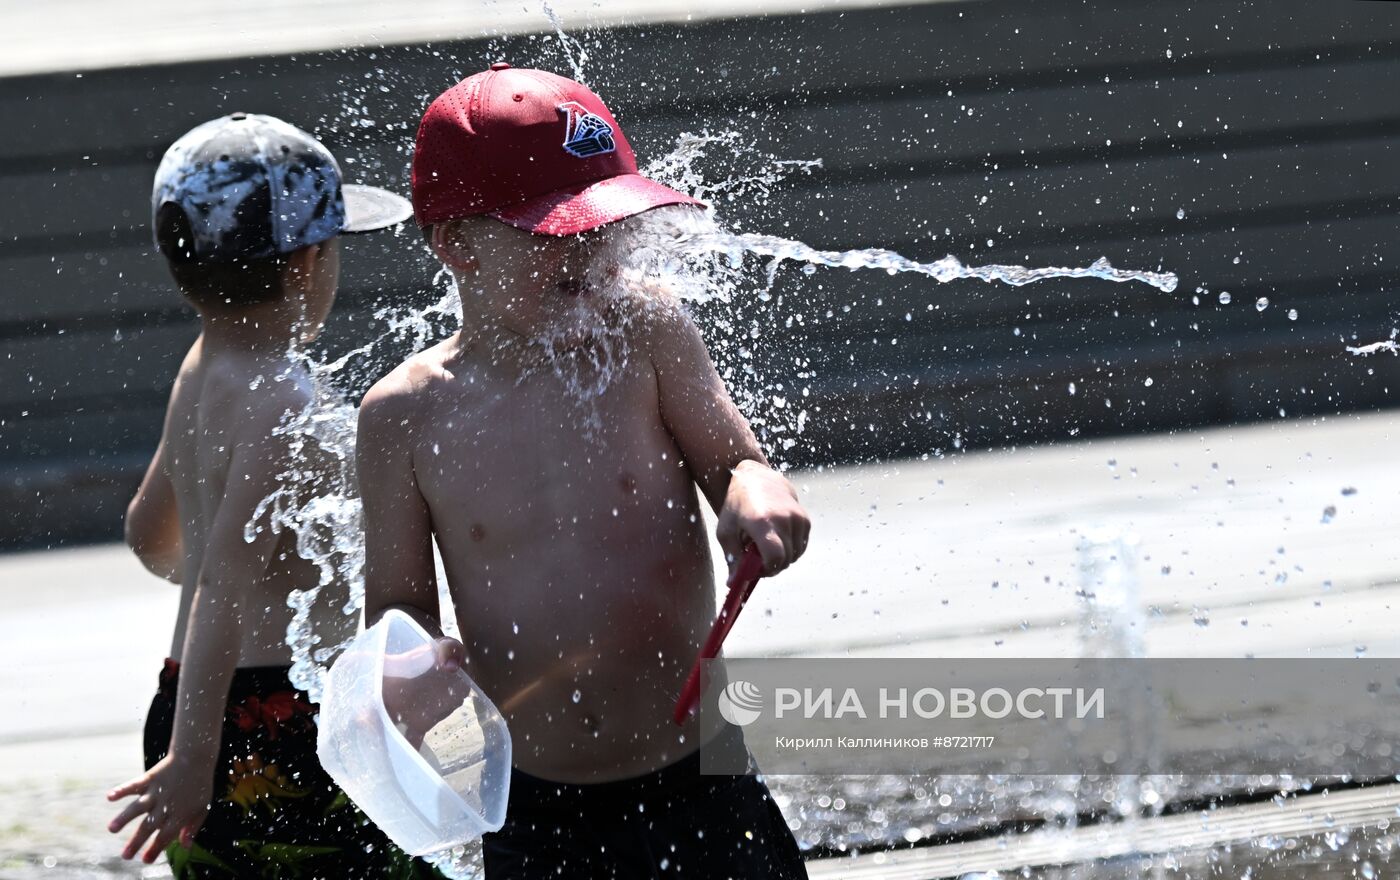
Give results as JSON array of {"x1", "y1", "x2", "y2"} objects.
[
  {"x1": 105, "y1": 113, "x2": 445, "y2": 877},
  {"x1": 358, "y1": 66, "x2": 812, "y2": 879}
]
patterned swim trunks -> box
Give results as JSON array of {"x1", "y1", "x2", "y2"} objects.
[{"x1": 143, "y1": 659, "x2": 447, "y2": 879}]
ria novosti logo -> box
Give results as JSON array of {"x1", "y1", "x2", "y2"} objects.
[{"x1": 717, "y1": 680, "x2": 764, "y2": 726}]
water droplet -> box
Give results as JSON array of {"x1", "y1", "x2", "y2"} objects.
[
  {"x1": 1175, "y1": 208, "x2": 1185, "y2": 220},
  {"x1": 1143, "y1": 377, "x2": 1154, "y2": 387},
  {"x1": 1287, "y1": 308, "x2": 1298, "y2": 321},
  {"x1": 572, "y1": 690, "x2": 582, "y2": 703},
  {"x1": 1192, "y1": 607, "x2": 1210, "y2": 627},
  {"x1": 1341, "y1": 486, "x2": 1358, "y2": 496},
  {"x1": 1255, "y1": 296, "x2": 1269, "y2": 312},
  {"x1": 1218, "y1": 291, "x2": 1232, "y2": 305},
  {"x1": 1068, "y1": 381, "x2": 1077, "y2": 395},
  {"x1": 1321, "y1": 505, "x2": 1336, "y2": 524}
]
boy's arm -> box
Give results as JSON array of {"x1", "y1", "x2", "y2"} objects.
[
  {"x1": 125, "y1": 436, "x2": 182, "y2": 583},
  {"x1": 643, "y1": 305, "x2": 811, "y2": 575},
  {"x1": 107, "y1": 395, "x2": 302, "y2": 862},
  {"x1": 357, "y1": 376, "x2": 442, "y2": 636}
]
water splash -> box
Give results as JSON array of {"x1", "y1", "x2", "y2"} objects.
[
  {"x1": 243, "y1": 365, "x2": 363, "y2": 702},
  {"x1": 643, "y1": 129, "x2": 823, "y2": 208},
  {"x1": 266, "y1": 12, "x2": 1187, "y2": 868},
  {"x1": 680, "y1": 231, "x2": 1178, "y2": 292},
  {"x1": 1347, "y1": 340, "x2": 1399, "y2": 356},
  {"x1": 540, "y1": 1, "x2": 589, "y2": 84},
  {"x1": 639, "y1": 131, "x2": 1176, "y2": 293}
]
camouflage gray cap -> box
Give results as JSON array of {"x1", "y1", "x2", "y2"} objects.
[{"x1": 152, "y1": 112, "x2": 412, "y2": 262}]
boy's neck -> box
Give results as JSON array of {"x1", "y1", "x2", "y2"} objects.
[
  {"x1": 197, "y1": 299, "x2": 308, "y2": 357},
  {"x1": 454, "y1": 318, "x2": 553, "y2": 377}
]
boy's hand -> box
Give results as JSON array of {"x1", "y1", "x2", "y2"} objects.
[
  {"x1": 382, "y1": 637, "x2": 471, "y2": 750},
  {"x1": 106, "y1": 751, "x2": 214, "y2": 863},
  {"x1": 717, "y1": 460, "x2": 811, "y2": 576}
]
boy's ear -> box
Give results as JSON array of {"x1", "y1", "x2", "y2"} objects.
[
  {"x1": 280, "y1": 243, "x2": 320, "y2": 291},
  {"x1": 428, "y1": 222, "x2": 480, "y2": 274}
]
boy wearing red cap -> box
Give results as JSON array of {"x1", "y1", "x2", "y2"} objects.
[{"x1": 358, "y1": 65, "x2": 811, "y2": 878}]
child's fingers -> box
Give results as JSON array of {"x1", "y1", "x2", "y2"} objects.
[
  {"x1": 715, "y1": 515, "x2": 744, "y2": 573},
  {"x1": 106, "y1": 776, "x2": 149, "y2": 801},
  {"x1": 142, "y1": 821, "x2": 179, "y2": 864},
  {"x1": 751, "y1": 527, "x2": 788, "y2": 575},
  {"x1": 433, "y1": 637, "x2": 466, "y2": 669},
  {"x1": 120, "y1": 814, "x2": 160, "y2": 860},
  {"x1": 794, "y1": 517, "x2": 811, "y2": 560},
  {"x1": 108, "y1": 795, "x2": 151, "y2": 833}
]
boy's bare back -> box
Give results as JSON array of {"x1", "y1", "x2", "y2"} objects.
[
  {"x1": 359, "y1": 304, "x2": 780, "y2": 782},
  {"x1": 157, "y1": 338, "x2": 352, "y2": 665},
  {"x1": 110, "y1": 112, "x2": 422, "y2": 868}
]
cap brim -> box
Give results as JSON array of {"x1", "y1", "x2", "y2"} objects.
[
  {"x1": 342, "y1": 183, "x2": 414, "y2": 234},
  {"x1": 488, "y1": 174, "x2": 704, "y2": 236}
]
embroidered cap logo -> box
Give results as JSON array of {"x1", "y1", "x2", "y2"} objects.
[{"x1": 558, "y1": 101, "x2": 617, "y2": 158}]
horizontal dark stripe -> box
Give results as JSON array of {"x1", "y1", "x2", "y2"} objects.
[
  {"x1": 3, "y1": 193, "x2": 1399, "y2": 344},
  {"x1": 0, "y1": 280, "x2": 419, "y2": 342},
  {"x1": 933, "y1": 190, "x2": 1400, "y2": 258},
  {"x1": 0, "y1": 387, "x2": 169, "y2": 422},
  {"x1": 2, "y1": 31, "x2": 1397, "y2": 177},
  {"x1": 0, "y1": 303, "x2": 1380, "y2": 426},
  {"x1": 7, "y1": 119, "x2": 1400, "y2": 264},
  {"x1": 656, "y1": 40, "x2": 1400, "y2": 120},
  {"x1": 823, "y1": 117, "x2": 1400, "y2": 187}
]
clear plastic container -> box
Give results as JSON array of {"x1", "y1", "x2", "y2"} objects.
[{"x1": 316, "y1": 609, "x2": 512, "y2": 856}]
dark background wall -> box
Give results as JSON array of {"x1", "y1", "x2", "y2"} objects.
[{"x1": 3, "y1": 0, "x2": 1399, "y2": 549}]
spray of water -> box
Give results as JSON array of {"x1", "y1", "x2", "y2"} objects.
[
  {"x1": 684, "y1": 232, "x2": 1178, "y2": 292},
  {"x1": 1347, "y1": 339, "x2": 1399, "y2": 356},
  {"x1": 540, "y1": 1, "x2": 589, "y2": 84},
  {"x1": 255, "y1": 12, "x2": 1191, "y2": 872}
]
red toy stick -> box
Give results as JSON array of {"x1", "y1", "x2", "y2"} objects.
[{"x1": 672, "y1": 544, "x2": 766, "y2": 726}]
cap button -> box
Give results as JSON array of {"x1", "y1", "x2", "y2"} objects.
[
  {"x1": 490, "y1": 62, "x2": 511, "y2": 71},
  {"x1": 229, "y1": 112, "x2": 249, "y2": 120}
]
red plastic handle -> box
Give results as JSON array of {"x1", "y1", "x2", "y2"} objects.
[{"x1": 672, "y1": 544, "x2": 766, "y2": 726}]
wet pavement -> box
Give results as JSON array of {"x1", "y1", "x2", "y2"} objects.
[{"x1": 2, "y1": 410, "x2": 1397, "y2": 878}]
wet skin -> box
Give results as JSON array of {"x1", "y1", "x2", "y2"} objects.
[
  {"x1": 111, "y1": 240, "x2": 352, "y2": 862},
  {"x1": 158, "y1": 342, "x2": 356, "y2": 667},
  {"x1": 153, "y1": 242, "x2": 353, "y2": 668},
  {"x1": 359, "y1": 216, "x2": 811, "y2": 783}
]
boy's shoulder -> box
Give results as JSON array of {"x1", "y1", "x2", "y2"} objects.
[
  {"x1": 628, "y1": 300, "x2": 712, "y2": 374},
  {"x1": 359, "y1": 340, "x2": 456, "y2": 425},
  {"x1": 175, "y1": 348, "x2": 314, "y2": 426}
]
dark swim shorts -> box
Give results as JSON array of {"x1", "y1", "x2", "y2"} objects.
[
  {"x1": 142, "y1": 659, "x2": 447, "y2": 880},
  {"x1": 482, "y1": 724, "x2": 809, "y2": 879}
]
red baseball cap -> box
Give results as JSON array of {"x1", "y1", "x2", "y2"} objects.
[{"x1": 412, "y1": 64, "x2": 703, "y2": 236}]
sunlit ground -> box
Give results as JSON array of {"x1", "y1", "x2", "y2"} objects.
[{"x1": 2, "y1": 409, "x2": 1396, "y2": 878}]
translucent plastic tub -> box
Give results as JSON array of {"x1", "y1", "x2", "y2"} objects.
[{"x1": 317, "y1": 609, "x2": 512, "y2": 856}]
